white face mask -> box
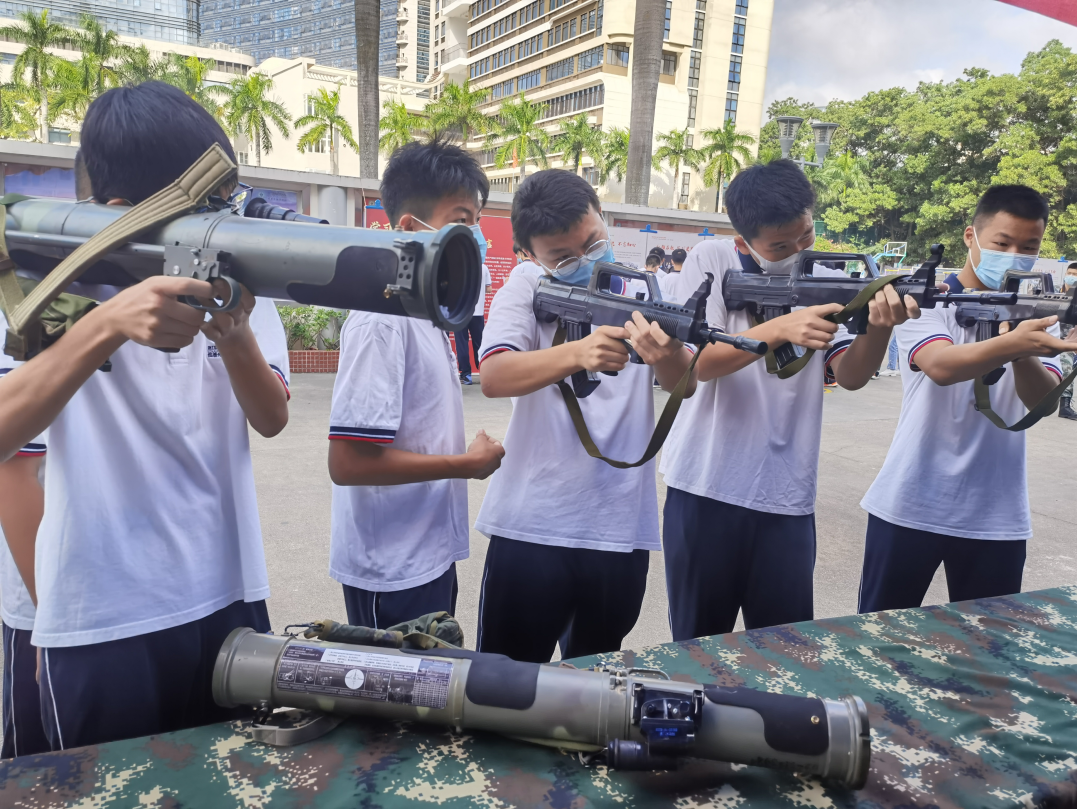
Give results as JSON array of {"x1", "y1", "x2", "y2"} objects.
[
  {"x1": 1065, "y1": 275, "x2": 1077, "y2": 290},
  {"x1": 746, "y1": 241, "x2": 801, "y2": 274}
]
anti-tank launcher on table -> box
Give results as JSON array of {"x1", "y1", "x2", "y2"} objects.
[{"x1": 214, "y1": 624, "x2": 872, "y2": 789}]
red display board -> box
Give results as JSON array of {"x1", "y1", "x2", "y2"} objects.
[{"x1": 478, "y1": 214, "x2": 516, "y2": 318}]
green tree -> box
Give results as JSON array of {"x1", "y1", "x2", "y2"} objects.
[
  {"x1": 430, "y1": 80, "x2": 490, "y2": 144},
  {"x1": 488, "y1": 94, "x2": 550, "y2": 183},
  {"x1": 219, "y1": 72, "x2": 292, "y2": 167},
  {"x1": 379, "y1": 98, "x2": 424, "y2": 154},
  {"x1": 0, "y1": 10, "x2": 76, "y2": 142},
  {"x1": 0, "y1": 80, "x2": 43, "y2": 140},
  {"x1": 49, "y1": 56, "x2": 95, "y2": 124},
  {"x1": 557, "y1": 113, "x2": 602, "y2": 175},
  {"x1": 159, "y1": 53, "x2": 223, "y2": 119},
  {"x1": 599, "y1": 126, "x2": 630, "y2": 186},
  {"x1": 652, "y1": 128, "x2": 705, "y2": 209},
  {"x1": 295, "y1": 86, "x2": 360, "y2": 176},
  {"x1": 625, "y1": 0, "x2": 664, "y2": 205},
  {"x1": 700, "y1": 120, "x2": 755, "y2": 211},
  {"x1": 73, "y1": 14, "x2": 126, "y2": 95},
  {"x1": 115, "y1": 44, "x2": 168, "y2": 85}
]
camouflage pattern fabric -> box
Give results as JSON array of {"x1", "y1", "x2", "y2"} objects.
[{"x1": 3, "y1": 587, "x2": 1077, "y2": 808}]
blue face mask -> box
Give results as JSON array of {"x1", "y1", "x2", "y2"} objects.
[
  {"x1": 972, "y1": 229, "x2": 1039, "y2": 290},
  {"x1": 470, "y1": 223, "x2": 488, "y2": 264},
  {"x1": 552, "y1": 244, "x2": 617, "y2": 286}
]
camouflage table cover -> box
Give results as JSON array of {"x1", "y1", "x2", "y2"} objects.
[{"x1": 4, "y1": 587, "x2": 1077, "y2": 808}]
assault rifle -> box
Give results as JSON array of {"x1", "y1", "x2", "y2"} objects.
[
  {"x1": 723, "y1": 245, "x2": 1017, "y2": 374},
  {"x1": 534, "y1": 261, "x2": 767, "y2": 399},
  {"x1": 214, "y1": 625, "x2": 871, "y2": 789}
]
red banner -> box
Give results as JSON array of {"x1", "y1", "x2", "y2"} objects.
[
  {"x1": 997, "y1": 0, "x2": 1077, "y2": 26},
  {"x1": 478, "y1": 215, "x2": 516, "y2": 318}
]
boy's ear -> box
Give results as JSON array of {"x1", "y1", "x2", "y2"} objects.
[
  {"x1": 396, "y1": 213, "x2": 415, "y2": 232},
  {"x1": 733, "y1": 235, "x2": 749, "y2": 254}
]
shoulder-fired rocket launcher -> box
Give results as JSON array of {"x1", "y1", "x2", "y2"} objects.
[{"x1": 214, "y1": 627, "x2": 871, "y2": 789}]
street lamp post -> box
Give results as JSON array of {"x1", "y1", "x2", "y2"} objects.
[{"x1": 774, "y1": 116, "x2": 840, "y2": 169}]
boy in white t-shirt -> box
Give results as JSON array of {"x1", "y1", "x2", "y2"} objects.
[
  {"x1": 328, "y1": 140, "x2": 504, "y2": 630},
  {"x1": 475, "y1": 170, "x2": 698, "y2": 663},
  {"x1": 859, "y1": 185, "x2": 1071, "y2": 612},
  {"x1": 660, "y1": 160, "x2": 920, "y2": 641},
  {"x1": 0, "y1": 341, "x2": 48, "y2": 758},
  {"x1": 0, "y1": 83, "x2": 290, "y2": 749}
]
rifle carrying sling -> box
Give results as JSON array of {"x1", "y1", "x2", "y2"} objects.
[
  {"x1": 973, "y1": 361, "x2": 1077, "y2": 431},
  {"x1": 552, "y1": 324, "x2": 704, "y2": 469},
  {"x1": 0, "y1": 144, "x2": 236, "y2": 361},
  {"x1": 754, "y1": 273, "x2": 907, "y2": 379}
]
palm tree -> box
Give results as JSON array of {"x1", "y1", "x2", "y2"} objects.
[
  {"x1": 557, "y1": 113, "x2": 602, "y2": 176},
  {"x1": 488, "y1": 94, "x2": 550, "y2": 184},
  {"x1": 295, "y1": 86, "x2": 360, "y2": 175},
  {"x1": 700, "y1": 120, "x2": 756, "y2": 211},
  {"x1": 431, "y1": 80, "x2": 490, "y2": 144},
  {"x1": 160, "y1": 53, "x2": 223, "y2": 119},
  {"x1": 0, "y1": 11, "x2": 76, "y2": 142},
  {"x1": 625, "y1": 0, "x2": 664, "y2": 205},
  {"x1": 0, "y1": 80, "x2": 42, "y2": 140},
  {"x1": 50, "y1": 56, "x2": 95, "y2": 124},
  {"x1": 813, "y1": 150, "x2": 870, "y2": 207},
  {"x1": 652, "y1": 128, "x2": 705, "y2": 210},
  {"x1": 599, "y1": 126, "x2": 630, "y2": 185},
  {"x1": 116, "y1": 45, "x2": 167, "y2": 85},
  {"x1": 219, "y1": 72, "x2": 291, "y2": 167},
  {"x1": 355, "y1": 0, "x2": 380, "y2": 179},
  {"x1": 73, "y1": 14, "x2": 126, "y2": 95},
  {"x1": 379, "y1": 98, "x2": 424, "y2": 154}
]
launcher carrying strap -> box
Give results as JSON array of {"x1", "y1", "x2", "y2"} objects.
[{"x1": 0, "y1": 144, "x2": 236, "y2": 360}]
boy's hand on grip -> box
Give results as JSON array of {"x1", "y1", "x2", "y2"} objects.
[
  {"x1": 868, "y1": 285, "x2": 920, "y2": 329},
  {"x1": 776, "y1": 304, "x2": 842, "y2": 351},
  {"x1": 200, "y1": 281, "x2": 256, "y2": 350},
  {"x1": 1000, "y1": 316, "x2": 1073, "y2": 359},
  {"x1": 100, "y1": 276, "x2": 212, "y2": 349},
  {"x1": 464, "y1": 429, "x2": 504, "y2": 480},
  {"x1": 573, "y1": 325, "x2": 630, "y2": 373},
  {"x1": 625, "y1": 311, "x2": 684, "y2": 366}
]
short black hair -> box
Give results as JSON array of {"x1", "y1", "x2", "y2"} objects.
[
  {"x1": 972, "y1": 185, "x2": 1049, "y2": 229},
  {"x1": 672, "y1": 248, "x2": 687, "y2": 263},
  {"x1": 645, "y1": 254, "x2": 661, "y2": 268},
  {"x1": 512, "y1": 169, "x2": 600, "y2": 252},
  {"x1": 80, "y1": 82, "x2": 236, "y2": 204},
  {"x1": 649, "y1": 246, "x2": 665, "y2": 259},
  {"x1": 725, "y1": 159, "x2": 815, "y2": 242},
  {"x1": 381, "y1": 138, "x2": 489, "y2": 227}
]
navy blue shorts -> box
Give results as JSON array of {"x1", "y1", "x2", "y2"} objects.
[
  {"x1": 476, "y1": 536, "x2": 649, "y2": 663},
  {"x1": 663, "y1": 487, "x2": 816, "y2": 641},
  {"x1": 342, "y1": 563, "x2": 458, "y2": 630},
  {"x1": 2, "y1": 623, "x2": 49, "y2": 758},
  {"x1": 858, "y1": 514, "x2": 1026, "y2": 613},
  {"x1": 39, "y1": 599, "x2": 270, "y2": 750}
]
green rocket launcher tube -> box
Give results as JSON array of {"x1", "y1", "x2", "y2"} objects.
[
  {"x1": 3, "y1": 198, "x2": 481, "y2": 331},
  {"x1": 213, "y1": 628, "x2": 871, "y2": 789}
]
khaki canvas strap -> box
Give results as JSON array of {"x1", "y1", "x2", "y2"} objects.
[
  {"x1": 756, "y1": 273, "x2": 908, "y2": 379},
  {"x1": 5, "y1": 143, "x2": 236, "y2": 343},
  {"x1": 552, "y1": 325, "x2": 703, "y2": 469},
  {"x1": 974, "y1": 363, "x2": 1077, "y2": 431},
  {"x1": 0, "y1": 193, "x2": 38, "y2": 358}
]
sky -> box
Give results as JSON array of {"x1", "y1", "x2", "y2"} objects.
[{"x1": 763, "y1": 0, "x2": 1077, "y2": 111}]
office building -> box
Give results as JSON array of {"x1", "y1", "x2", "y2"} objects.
[
  {"x1": 0, "y1": 0, "x2": 201, "y2": 45},
  {"x1": 428, "y1": 0, "x2": 773, "y2": 211}
]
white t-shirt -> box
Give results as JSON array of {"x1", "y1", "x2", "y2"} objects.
[
  {"x1": 474, "y1": 264, "x2": 492, "y2": 318},
  {"x1": 0, "y1": 330, "x2": 44, "y2": 632},
  {"x1": 31, "y1": 288, "x2": 289, "y2": 647},
  {"x1": 658, "y1": 270, "x2": 683, "y2": 302},
  {"x1": 660, "y1": 239, "x2": 851, "y2": 516},
  {"x1": 328, "y1": 312, "x2": 469, "y2": 591},
  {"x1": 473, "y1": 263, "x2": 662, "y2": 552},
  {"x1": 861, "y1": 307, "x2": 1062, "y2": 540}
]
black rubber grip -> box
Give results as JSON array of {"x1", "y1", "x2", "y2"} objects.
[
  {"x1": 704, "y1": 685, "x2": 829, "y2": 756},
  {"x1": 401, "y1": 648, "x2": 540, "y2": 710}
]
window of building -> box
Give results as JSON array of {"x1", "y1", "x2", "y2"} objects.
[
  {"x1": 680, "y1": 171, "x2": 690, "y2": 205},
  {"x1": 517, "y1": 68, "x2": 541, "y2": 91},
  {"x1": 547, "y1": 55, "x2": 574, "y2": 82},
  {"x1": 724, "y1": 92, "x2": 738, "y2": 123},
  {"x1": 578, "y1": 44, "x2": 603, "y2": 71},
  {"x1": 730, "y1": 21, "x2": 745, "y2": 54},
  {"x1": 597, "y1": 0, "x2": 603, "y2": 34},
  {"x1": 48, "y1": 128, "x2": 71, "y2": 144},
  {"x1": 688, "y1": 52, "x2": 700, "y2": 88},
  {"x1": 661, "y1": 52, "x2": 677, "y2": 75},
  {"x1": 569, "y1": 17, "x2": 576, "y2": 37},
  {"x1": 540, "y1": 83, "x2": 604, "y2": 119},
  {"x1": 687, "y1": 88, "x2": 697, "y2": 126},
  {"x1": 608, "y1": 43, "x2": 628, "y2": 67},
  {"x1": 692, "y1": 10, "x2": 705, "y2": 48},
  {"x1": 492, "y1": 77, "x2": 515, "y2": 98},
  {"x1": 663, "y1": 0, "x2": 671, "y2": 39},
  {"x1": 582, "y1": 166, "x2": 600, "y2": 186},
  {"x1": 727, "y1": 54, "x2": 741, "y2": 91},
  {"x1": 236, "y1": 151, "x2": 249, "y2": 165},
  {"x1": 734, "y1": 0, "x2": 748, "y2": 16}
]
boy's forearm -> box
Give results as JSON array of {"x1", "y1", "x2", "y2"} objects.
[
  {"x1": 914, "y1": 337, "x2": 1026, "y2": 386},
  {"x1": 1012, "y1": 358, "x2": 1061, "y2": 411},
  {"x1": 835, "y1": 326, "x2": 890, "y2": 391},
  {"x1": 328, "y1": 440, "x2": 474, "y2": 485},
  {"x1": 0, "y1": 307, "x2": 125, "y2": 462},
  {"x1": 654, "y1": 347, "x2": 698, "y2": 396},
  {"x1": 0, "y1": 455, "x2": 44, "y2": 605},
  {"x1": 218, "y1": 327, "x2": 289, "y2": 437},
  {"x1": 479, "y1": 342, "x2": 583, "y2": 398}
]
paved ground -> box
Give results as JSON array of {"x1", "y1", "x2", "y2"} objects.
[{"x1": 253, "y1": 373, "x2": 1077, "y2": 653}]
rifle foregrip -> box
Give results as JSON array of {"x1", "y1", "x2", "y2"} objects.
[{"x1": 732, "y1": 336, "x2": 768, "y2": 355}]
